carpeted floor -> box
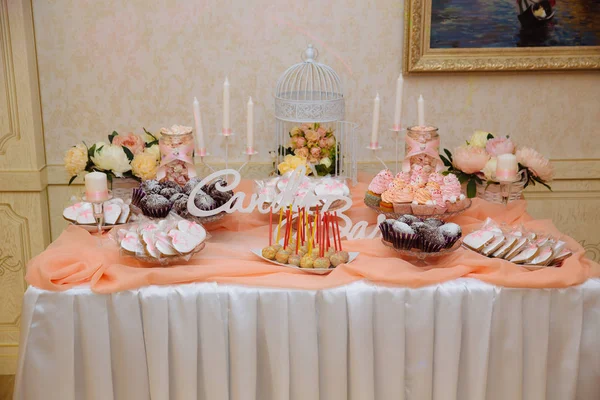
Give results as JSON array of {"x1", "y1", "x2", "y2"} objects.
[{"x1": 0, "y1": 376, "x2": 14, "y2": 400}]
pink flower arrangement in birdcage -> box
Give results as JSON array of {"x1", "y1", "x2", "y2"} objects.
[{"x1": 277, "y1": 123, "x2": 339, "y2": 176}]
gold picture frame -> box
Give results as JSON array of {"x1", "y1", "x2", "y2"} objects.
[{"x1": 403, "y1": 0, "x2": 600, "y2": 73}]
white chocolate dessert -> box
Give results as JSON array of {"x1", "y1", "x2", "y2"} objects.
[{"x1": 63, "y1": 198, "x2": 131, "y2": 227}]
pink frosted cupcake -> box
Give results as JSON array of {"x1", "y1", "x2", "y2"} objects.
[
  {"x1": 365, "y1": 169, "x2": 393, "y2": 207},
  {"x1": 389, "y1": 187, "x2": 414, "y2": 214},
  {"x1": 411, "y1": 188, "x2": 435, "y2": 215},
  {"x1": 442, "y1": 173, "x2": 465, "y2": 212},
  {"x1": 409, "y1": 165, "x2": 428, "y2": 188}
]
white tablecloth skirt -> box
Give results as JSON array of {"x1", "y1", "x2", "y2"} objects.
[{"x1": 14, "y1": 279, "x2": 600, "y2": 400}]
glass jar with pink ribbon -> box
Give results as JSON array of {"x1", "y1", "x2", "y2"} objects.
[
  {"x1": 157, "y1": 125, "x2": 197, "y2": 186},
  {"x1": 403, "y1": 125, "x2": 444, "y2": 172}
]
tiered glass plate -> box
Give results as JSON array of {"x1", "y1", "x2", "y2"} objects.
[
  {"x1": 365, "y1": 198, "x2": 472, "y2": 219},
  {"x1": 381, "y1": 238, "x2": 463, "y2": 262}
]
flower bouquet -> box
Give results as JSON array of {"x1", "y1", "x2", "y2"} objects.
[
  {"x1": 64, "y1": 129, "x2": 161, "y2": 185},
  {"x1": 440, "y1": 131, "x2": 553, "y2": 199},
  {"x1": 277, "y1": 123, "x2": 339, "y2": 176}
]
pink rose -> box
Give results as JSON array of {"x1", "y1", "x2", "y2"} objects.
[
  {"x1": 453, "y1": 145, "x2": 490, "y2": 174},
  {"x1": 325, "y1": 136, "x2": 335, "y2": 148},
  {"x1": 486, "y1": 137, "x2": 515, "y2": 156},
  {"x1": 113, "y1": 133, "x2": 145, "y2": 155},
  {"x1": 516, "y1": 147, "x2": 553, "y2": 182},
  {"x1": 296, "y1": 137, "x2": 306, "y2": 148},
  {"x1": 294, "y1": 147, "x2": 309, "y2": 159},
  {"x1": 319, "y1": 138, "x2": 328, "y2": 148},
  {"x1": 308, "y1": 155, "x2": 319, "y2": 164},
  {"x1": 305, "y1": 130, "x2": 319, "y2": 141},
  {"x1": 310, "y1": 147, "x2": 321, "y2": 157},
  {"x1": 317, "y1": 127, "x2": 327, "y2": 138}
]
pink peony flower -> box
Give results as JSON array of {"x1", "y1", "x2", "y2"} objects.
[
  {"x1": 317, "y1": 127, "x2": 327, "y2": 138},
  {"x1": 113, "y1": 132, "x2": 145, "y2": 155},
  {"x1": 319, "y1": 138, "x2": 328, "y2": 148},
  {"x1": 325, "y1": 136, "x2": 336, "y2": 148},
  {"x1": 310, "y1": 147, "x2": 321, "y2": 157},
  {"x1": 452, "y1": 145, "x2": 490, "y2": 174},
  {"x1": 516, "y1": 147, "x2": 553, "y2": 182},
  {"x1": 486, "y1": 137, "x2": 515, "y2": 156},
  {"x1": 296, "y1": 137, "x2": 306, "y2": 148},
  {"x1": 294, "y1": 147, "x2": 309, "y2": 159}
]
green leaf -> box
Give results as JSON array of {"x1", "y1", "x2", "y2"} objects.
[
  {"x1": 443, "y1": 148, "x2": 453, "y2": 162},
  {"x1": 532, "y1": 175, "x2": 552, "y2": 191},
  {"x1": 122, "y1": 146, "x2": 134, "y2": 161},
  {"x1": 108, "y1": 131, "x2": 118, "y2": 144},
  {"x1": 487, "y1": 133, "x2": 494, "y2": 140},
  {"x1": 68, "y1": 175, "x2": 77, "y2": 185},
  {"x1": 439, "y1": 154, "x2": 452, "y2": 168},
  {"x1": 88, "y1": 144, "x2": 97, "y2": 158},
  {"x1": 97, "y1": 145, "x2": 104, "y2": 152},
  {"x1": 473, "y1": 175, "x2": 483, "y2": 184},
  {"x1": 456, "y1": 173, "x2": 468, "y2": 184},
  {"x1": 466, "y1": 179, "x2": 477, "y2": 198}
]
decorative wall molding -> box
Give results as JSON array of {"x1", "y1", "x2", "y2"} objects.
[
  {"x1": 580, "y1": 241, "x2": 600, "y2": 263},
  {"x1": 0, "y1": 0, "x2": 20, "y2": 154},
  {"x1": 0, "y1": 166, "x2": 47, "y2": 191}
]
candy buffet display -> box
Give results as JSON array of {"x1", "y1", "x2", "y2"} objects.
[
  {"x1": 156, "y1": 125, "x2": 197, "y2": 185},
  {"x1": 380, "y1": 215, "x2": 462, "y2": 253},
  {"x1": 113, "y1": 215, "x2": 208, "y2": 266},
  {"x1": 462, "y1": 218, "x2": 572, "y2": 269},
  {"x1": 364, "y1": 167, "x2": 470, "y2": 217},
  {"x1": 441, "y1": 130, "x2": 553, "y2": 200},
  {"x1": 131, "y1": 178, "x2": 233, "y2": 222},
  {"x1": 254, "y1": 207, "x2": 357, "y2": 274}
]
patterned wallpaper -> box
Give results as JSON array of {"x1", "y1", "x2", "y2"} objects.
[{"x1": 33, "y1": 0, "x2": 600, "y2": 166}]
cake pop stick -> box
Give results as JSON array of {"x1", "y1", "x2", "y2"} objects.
[
  {"x1": 310, "y1": 212, "x2": 317, "y2": 255},
  {"x1": 325, "y1": 213, "x2": 331, "y2": 251},
  {"x1": 315, "y1": 205, "x2": 320, "y2": 246},
  {"x1": 287, "y1": 204, "x2": 293, "y2": 247},
  {"x1": 296, "y1": 209, "x2": 301, "y2": 255},
  {"x1": 269, "y1": 207, "x2": 273, "y2": 246},
  {"x1": 283, "y1": 209, "x2": 289, "y2": 248},
  {"x1": 275, "y1": 208, "x2": 283, "y2": 243},
  {"x1": 331, "y1": 213, "x2": 338, "y2": 251},
  {"x1": 334, "y1": 212, "x2": 343, "y2": 251}
]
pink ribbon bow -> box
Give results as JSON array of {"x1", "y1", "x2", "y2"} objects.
[
  {"x1": 402, "y1": 136, "x2": 444, "y2": 172},
  {"x1": 157, "y1": 141, "x2": 197, "y2": 181}
]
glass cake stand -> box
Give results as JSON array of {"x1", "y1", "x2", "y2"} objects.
[
  {"x1": 365, "y1": 198, "x2": 472, "y2": 220},
  {"x1": 382, "y1": 238, "x2": 463, "y2": 265}
]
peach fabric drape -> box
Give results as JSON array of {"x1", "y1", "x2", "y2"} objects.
[{"x1": 26, "y1": 180, "x2": 600, "y2": 294}]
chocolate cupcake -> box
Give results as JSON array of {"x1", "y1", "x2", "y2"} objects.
[
  {"x1": 131, "y1": 187, "x2": 146, "y2": 208},
  {"x1": 184, "y1": 178, "x2": 202, "y2": 195},
  {"x1": 438, "y1": 223, "x2": 462, "y2": 248},
  {"x1": 194, "y1": 191, "x2": 217, "y2": 211},
  {"x1": 161, "y1": 180, "x2": 182, "y2": 191},
  {"x1": 423, "y1": 218, "x2": 444, "y2": 228},
  {"x1": 397, "y1": 215, "x2": 421, "y2": 226},
  {"x1": 420, "y1": 229, "x2": 446, "y2": 252},
  {"x1": 379, "y1": 219, "x2": 396, "y2": 242},
  {"x1": 390, "y1": 221, "x2": 418, "y2": 250},
  {"x1": 142, "y1": 180, "x2": 162, "y2": 195},
  {"x1": 207, "y1": 179, "x2": 234, "y2": 206},
  {"x1": 160, "y1": 187, "x2": 179, "y2": 199},
  {"x1": 141, "y1": 194, "x2": 172, "y2": 218},
  {"x1": 170, "y1": 192, "x2": 187, "y2": 204}
]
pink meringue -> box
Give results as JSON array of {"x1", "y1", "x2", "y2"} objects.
[{"x1": 368, "y1": 169, "x2": 393, "y2": 195}]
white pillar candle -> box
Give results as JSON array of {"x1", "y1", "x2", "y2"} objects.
[
  {"x1": 393, "y1": 75, "x2": 404, "y2": 130},
  {"x1": 223, "y1": 77, "x2": 230, "y2": 134},
  {"x1": 85, "y1": 171, "x2": 109, "y2": 202},
  {"x1": 193, "y1": 97, "x2": 205, "y2": 154},
  {"x1": 417, "y1": 94, "x2": 425, "y2": 127},
  {"x1": 371, "y1": 92, "x2": 380, "y2": 147},
  {"x1": 496, "y1": 154, "x2": 519, "y2": 182},
  {"x1": 246, "y1": 96, "x2": 254, "y2": 151}
]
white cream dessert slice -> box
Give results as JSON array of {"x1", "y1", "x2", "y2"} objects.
[
  {"x1": 463, "y1": 230, "x2": 495, "y2": 251},
  {"x1": 510, "y1": 243, "x2": 540, "y2": 264},
  {"x1": 504, "y1": 237, "x2": 528, "y2": 260},
  {"x1": 482, "y1": 234, "x2": 506, "y2": 256},
  {"x1": 492, "y1": 235, "x2": 518, "y2": 258},
  {"x1": 552, "y1": 249, "x2": 573, "y2": 264}
]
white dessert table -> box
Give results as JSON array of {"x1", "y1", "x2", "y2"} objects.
[{"x1": 13, "y1": 278, "x2": 600, "y2": 400}]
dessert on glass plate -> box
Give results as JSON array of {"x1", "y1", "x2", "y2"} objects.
[
  {"x1": 380, "y1": 214, "x2": 463, "y2": 261},
  {"x1": 365, "y1": 166, "x2": 471, "y2": 218},
  {"x1": 63, "y1": 197, "x2": 132, "y2": 232},
  {"x1": 462, "y1": 218, "x2": 572, "y2": 270}
]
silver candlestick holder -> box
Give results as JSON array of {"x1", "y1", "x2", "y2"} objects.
[
  {"x1": 366, "y1": 139, "x2": 389, "y2": 170},
  {"x1": 82, "y1": 190, "x2": 113, "y2": 235}
]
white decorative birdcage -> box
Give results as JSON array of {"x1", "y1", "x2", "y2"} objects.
[{"x1": 274, "y1": 44, "x2": 357, "y2": 183}]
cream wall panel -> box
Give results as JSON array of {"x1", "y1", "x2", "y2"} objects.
[{"x1": 32, "y1": 0, "x2": 600, "y2": 166}]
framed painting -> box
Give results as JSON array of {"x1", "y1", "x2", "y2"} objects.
[{"x1": 404, "y1": 0, "x2": 600, "y2": 73}]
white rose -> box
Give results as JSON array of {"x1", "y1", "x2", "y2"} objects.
[
  {"x1": 319, "y1": 157, "x2": 332, "y2": 168},
  {"x1": 145, "y1": 144, "x2": 161, "y2": 161},
  {"x1": 469, "y1": 130, "x2": 493, "y2": 148},
  {"x1": 91, "y1": 144, "x2": 132, "y2": 177},
  {"x1": 481, "y1": 157, "x2": 498, "y2": 181}
]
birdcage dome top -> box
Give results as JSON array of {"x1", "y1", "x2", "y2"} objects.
[{"x1": 274, "y1": 44, "x2": 345, "y2": 123}]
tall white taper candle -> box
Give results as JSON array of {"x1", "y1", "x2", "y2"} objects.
[
  {"x1": 246, "y1": 96, "x2": 254, "y2": 151},
  {"x1": 371, "y1": 93, "x2": 380, "y2": 147},
  {"x1": 417, "y1": 94, "x2": 425, "y2": 126},
  {"x1": 223, "y1": 77, "x2": 230, "y2": 134},
  {"x1": 193, "y1": 97, "x2": 205, "y2": 155},
  {"x1": 393, "y1": 75, "x2": 404, "y2": 130}
]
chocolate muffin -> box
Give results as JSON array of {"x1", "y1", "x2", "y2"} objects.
[
  {"x1": 161, "y1": 180, "x2": 182, "y2": 191},
  {"x1": 207, "y1": 179, "x2": 233, "y2": 206},
  {"x1": 420, "y1": 229, "x2": 446, "y2": 252},
  {"x1": 184, "y1": 178, "x2": 202, "y2": 195},
  {"x1": 172, "y1": 195, "x2": 190, "y2": 217},
  {"x1": 142, "y1": 180, "x2": 162, "y2": 195},
  {"x1": 438, "y1": 223, "x2": 462, "y2": 248},
  {"x1": 170, "y1": 192, "x2": 187, "y2": 204},
  {"x1": 423, "y1": 218, "x2": 444, "y2": 228},
  {"x1": 142, "y1": 194, "x2": 172, "y2": 218},
  {"x1": 194, "y1": 191, "x2": 217, "y2": 211},
  {"x1": 397, "y1": 215, "x2": 421, "y2": 225},
  {"x1": 160, "y1": 187, "x2": 179, "y2": 199}
]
